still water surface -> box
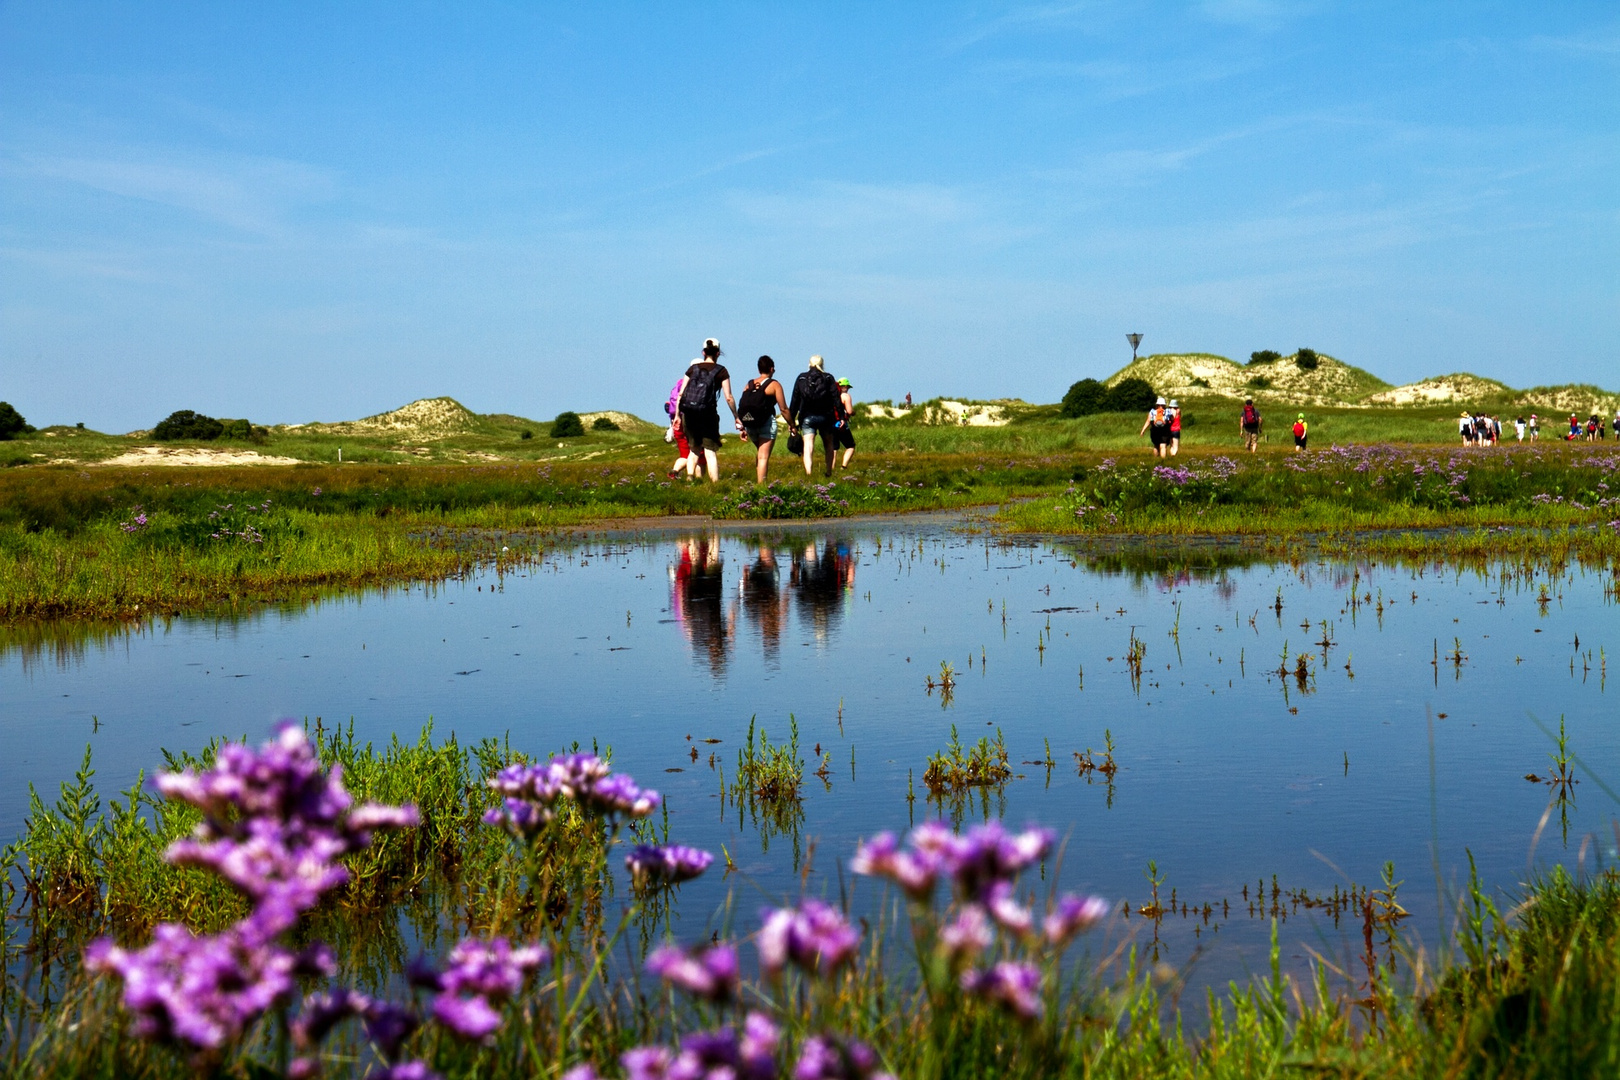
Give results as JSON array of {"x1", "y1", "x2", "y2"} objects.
[{"x1": 3, "y1": 520, "x2": 1615, "y2": 993}]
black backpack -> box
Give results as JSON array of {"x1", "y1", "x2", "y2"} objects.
[
  {"x1": 802, "y1": 369, "x2": 840, "y2": 415},
  {"x1": 679, "y1": 364, "x2": 722, "y2": 412},
  {"x1": 738, "y1": 377, "x2": 774, "y2": 424}
]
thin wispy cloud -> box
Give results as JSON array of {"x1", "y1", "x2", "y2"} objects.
[{"x1": 7, "y1": 150, "x2": 337, "y2": 234}]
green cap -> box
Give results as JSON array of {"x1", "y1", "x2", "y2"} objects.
[{"x1": 837, "y1": 378, "x2": 851, "y2": 387}]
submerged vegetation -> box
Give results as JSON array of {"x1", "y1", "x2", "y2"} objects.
[{"x1": 4, "y1": 723, "x2": 1620, "y2": 1079}]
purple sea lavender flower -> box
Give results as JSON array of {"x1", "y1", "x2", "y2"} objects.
[
  {"x1": 562, "y1": 1067, "x2": 602, "y2": 1080},
  {"x1": 363, "y1": 999, "x2": 421, "y2": 1061},
  {"x1": 418, "y1": 936, "x2": 547, "y2": 1041},
  {"x1": 793, "y1": 1035, "x2": 894, "y2": 1080},
  {"x1": 373, "y1": 1063, "x2": 442, "y2": 1080},
  {"x1": 961, "y1": 961, "x2": 1043, "y2": 1019},
  {"x1": 985, "y1": 881, "x2": 1034, "y2": 937},
  {"x1": 626, "y1": 844, "x2": 713, "y2": 886},
  {"x1": 85, "y1": 921, "x2": 301, "y2": 1051},
  {"x1": 645, "y1": 942, "x2": 739, "y2": 1003},
  {"x1": 850, "y1": 832, "x2": 939, "y2": 902},
  {"x1": 623, "y1": 1046, "x2": 674, "y2": 1080},
  {"x1": 940, "y1": 823, "x2": 1053, "y2": 901},
  {"x1": 741, "y1": 1011, "x2": 781, "y2": 1078},
  {"x1": 1044, "y1": 893, "x2": 1111, "y2": 947},
  {"x1": 431, "y1": 994, "x2": 503, "y2": 1041},
  {"x1": 939, "y1": 905, "x2": 992, "y2": 962},
  {"x1": 583, "y1": 772, "x2": 661, "y2": 819},
  {"x1": 758, "y1": 900, "x2": 861, "y2": 978},
  {"x1": 482, "y1": 795, "x2": 552, "y2": 836}
]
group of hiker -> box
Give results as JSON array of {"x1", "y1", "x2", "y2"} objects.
[
  {"x1": 664, "y1": 339, "x2": 855, "y2": 483},
  {"x1": 1142, "y1": 396, "x2": 1310, "y2": 456}
]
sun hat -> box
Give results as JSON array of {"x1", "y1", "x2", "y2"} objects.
[
  {"x1": 1297, "y1": 413, "x2": 1305, "y2": 419},
  {"x1": 837, "y1": 378, "x2": 851, "y2": 387},
  {"x1": 1155, "y1": 396, "x2": 1167, "y2": 405},
  {"x1": 1169, "y1": 399, "x2": 1179, "y2": 408}
]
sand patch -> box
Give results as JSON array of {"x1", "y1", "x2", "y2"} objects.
[{"x1": 95, "y1": 446, "x2": 304, "y2": 467}]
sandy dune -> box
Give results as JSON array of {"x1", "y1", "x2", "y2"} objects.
[{"x1": 95, "y1": 446, "x2": 304, "y2": 467}]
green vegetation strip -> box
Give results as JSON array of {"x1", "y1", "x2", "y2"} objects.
[{"x1": 4, "y1": 444, "x2": 1620, "y2": 624}]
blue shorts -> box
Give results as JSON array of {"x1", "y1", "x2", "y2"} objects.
[
  {"x1": 744, "y1": 417, "x2": 778, "y2": 444},
  {"x1": 800, "y1": 414, "x2": 833, "y2": 438}
]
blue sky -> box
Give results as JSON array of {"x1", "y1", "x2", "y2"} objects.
[{"x1": 2, "y1": 2, "x2": 1616, "y2": 430}]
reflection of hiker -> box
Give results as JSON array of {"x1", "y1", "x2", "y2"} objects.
[
  {"x1": 1292, "y1": 413, "x2": 1308, "y2": 452},
  {"x1": 675, "y1": 338, "x2": 736, "y2": 483},
  {"x1": 789, "y1": 355, "x2": 841, "y2": 477},
  {"x1": 664, "y1": 375, "x2": 693, "y2": 479},
  {"x1": 739, "y1": 544, "x2": 787, "y2": 665},
  {"x1": 1139, "y1": 397, "x2": 1171, "y2": 459},
  {"x1": 1240, "y1": 398, "x2": 1262, "y2": 452},
  {"x1": 738, "y1": 355, "x2": 791, "y2": 484},
  {"x1": 671, "y1": 536, "x2": 731, "y2": 674},
  {"x1": 1168, "y1": 399, "x2": 1182, "y2": 456},
  {"x1": 835, "y1": 378, "x2": 857, "y2": 469}
]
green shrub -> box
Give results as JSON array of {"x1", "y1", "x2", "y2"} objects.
[
  {"x1": 152, "y1": 410, "x2": 224, "y2": 441},
  {"x1": 1103, "y1": 377, "x2": 1157, "y2": 413},
  {"x1": 550, "y1": 412, "x2": 585, "y2": 438},
  {"x1": 591, "y1": 416, "x2": 620, "y2": 432},
  {"x1": 1295, "y1": 348, "x2": 1319, "y2": 371},
  {"x1": 520, "y1": 429, "x2": 534, "y2": 440},
  {"x1": 1247, "y1": 375, "x2": 1273, "y2": 390},
  {"x1": 1249, "y1": 350, "x2": 1281, "y2": 366},
  {"x1": 1189, "y1": 377, "x2": 1210, "y2": 388},
  {"x1": 0, "y1": 401, "x2": 35, "y2": 440},
  {"x1": 1060, "y1": 378, "x2": 1107, "y2": 418}
]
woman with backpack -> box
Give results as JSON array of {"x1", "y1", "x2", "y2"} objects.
[
  {"x1": 1292, "y1": 413, "x2": 1308, "y2": 452},
  {"x1": 737, "y1": 355, "x2": 791, "y2": 484},
  {"x1": 674, "y1": 338, "x2": 738, "y2": 483},
  {"x1": 1138, "y1": 397, "x2": 1172, "y2": 458},
  {"x1": 789, "y1": 355, "x2": 841, "y2": 477},
  {"x1": 1168, "y1": 399, "x2": 1182, "y2": 456}
]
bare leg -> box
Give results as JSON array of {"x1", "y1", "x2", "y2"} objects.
[
  {"x1": 755, "y1": 439, "x2": 773, "y2": 484},
  {"x1": 841, "y1": 446, "x2": 855, "y2": 468},
  {"x1": 802, "y1": 432, "x2": 815, "y2": 475},
  {"x1": 701, "y1": 448, "x2": 719, "y2": 482},
  {"x1": 822, "y1": 434, "x2": 836, "y2": 476},
  {"x1": 1170, "y1": 438, "x2": 1179, "y2": 457}
]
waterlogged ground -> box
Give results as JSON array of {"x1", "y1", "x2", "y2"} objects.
[{"x1": 3, "y1": 518, "x2": 1616, "y2": 997}]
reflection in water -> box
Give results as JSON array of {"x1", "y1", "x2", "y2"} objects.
[
  {"x1": 668, "y1": 533, "x2": 859, "y2": 671},
  {"x1": 790, "y1": 540, "x2": 856, "y2": 645},
  {"x1": 739, "y1": 545, "x2": 787, "y2": 665},
  {"x1": 670, "y1": 537, "x2": 731, "y2": 675}
]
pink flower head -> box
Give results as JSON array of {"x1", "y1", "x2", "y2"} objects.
[
  {"x1": 645, "y1": 942, "x2": 739, "y2": 1003},
  {"x1": 939, "y1": 905, "x2": 993, "y2": 962},
  {"x1": 758, "y1": 900, "x2": 860, "y2": 978},
  {"x1": 626, "y1": 844, "x2": 713, "y2": 887},
  {"x1": 1043, "y1": 894, "x2": 1111, "y2": 947},
  {"x1": 961, "y1": 961, "x2": 1043, "y2": 1019}
]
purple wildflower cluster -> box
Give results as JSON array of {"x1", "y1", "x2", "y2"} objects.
[
  {"x1": 119, "y1": 505, "x2": 149, "y2": 533},
  {"x1": 645, "y1": 942, "x2": 739, "y2": 1002},
  {"x1": 85, "y1": 723, "x2": 428, "y2": 1073},
  {"x1": 627, "y1": 843, "x2": 714, "y2": 887},
  {"x1": 484, "y1": 752, "x2": 660, "y2": 835},
  {"x1": 759, "y1": 899, "x2": 862, "y2": 977},
  {"x1": 409, "y1": 937, "x2": 549, "y2": 1041},
  {"x1": 852, "y1": 821, "x2": 1108, "y2": 1019}
]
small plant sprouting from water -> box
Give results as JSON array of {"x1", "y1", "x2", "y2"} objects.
[
  {"x1": 1074, "y1": 730, "x2": 1118, "y2": 782},
  {"x1": 925, "y1": 660, "x2": 958, "y2": 706},
  {"x1": 924, "y1": 724, "x2": 1012, "y2": 792},
  {"x1": 736, "y1": 714, "x2": 804, "y2": 804},
  {"x1": 1125, "y1": 629, "x2": 1147, "y2": 691}
]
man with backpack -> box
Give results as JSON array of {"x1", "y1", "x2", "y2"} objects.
[
  {"x1": 1239, "y1": 398, "x2": 1262, "y2": 452},
  {"x1": 674, "y1": 337, "x2": 738, "y2": 483},
  {"x1": 788, "y1": 354, "x2": 842, "y2": 477}
]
